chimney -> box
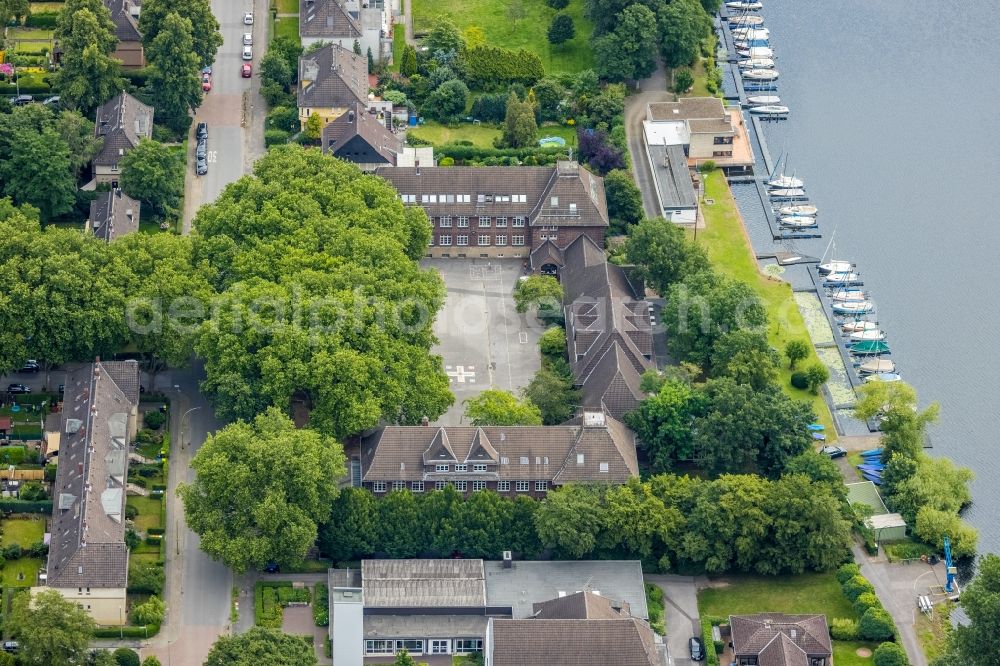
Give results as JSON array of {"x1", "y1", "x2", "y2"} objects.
[
  {"x1": 415, "y1": 159, "x2": 421, "y2": 176},
  {"x1": 421, "y1": 416, "x2": 429, "y2": 426},
  {"x1": 348, "y1": 109, "x2": 355, "y2": 123},
  {"x1": 502, "y1": 550, "x2": 513, "y2": 568},
  {"x1": 126, "y1": 208, "x2": 134, "y2": 220}
]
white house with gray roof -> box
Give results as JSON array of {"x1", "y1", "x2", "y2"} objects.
[
  {"x1": 92, "y1": 91, "x2": 153, "y2": 187},
  {"x1": 34, "y1": 359, "x2": 140, "y2": 625},
  {"x1": 300, "y1": 0, "x2": 392, "y2": 63}
]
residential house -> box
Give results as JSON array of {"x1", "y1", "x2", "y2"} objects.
[
  {"x1": 376, "y1": 160, "x2": 609, "y2": 258},
  {"x1": 487, "y1": 590, "x2": 664, "y2": 666},
  {"x1": 359, "y1": 410, "x2": 638, "y2": 497},
  {"x1": 729, "y1": 614, "x2": 832, "y2": 666},
  {"x1": 297, "y1": 43, "x2": 369, "y2": 130},
  {"x1": 87, "y1": 189, "x2": 140, "y2": 241},
  {"x1": 103, "y1": 0, "x2": 145, "y2": 69},
  {"x1": 548, "y1": 234, "x2": 654, "y2": 421},
  {"x1": 36, "y1": 359, "x2": 141, "y2": 625},
  {"x1": 644, "y1": 97, "x2": 753, "y2": 167},
  {"x1": 93, "y1": 92, "x2": 154, "y2": 187},
  {"x1": 329, "y1": 558, "x2": 653, "y2": 664},
  {"x1": 322, "y1": 103, "x2": 400, "y2": 170},
  {"x1": 300, "y1": 0, "x2": 391, "y2": 63}
]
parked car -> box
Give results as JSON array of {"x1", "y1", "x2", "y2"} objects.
[
  {"x1": 202, "y1": 65, "x2": 212, "y2": 75},
  {"x1": 2, "y1": 641, "x2": 19, "y2": 653},
  {"x1": 196, "y1": 156, "x2": 208, "y2": 175},
  {"x1": 263, "y1": 561, "x2": 279, "y2": 573},
  {"x1": 689, "y1": 636, "x2": 704, "y2": 662},
  {"x1": 243, "y1": 32, "x2": 253, "y2": 46},
  {"x1": 202, "y1": 72, "x2": 212, "y2": 91},
  {"x1": 6, "y1": 384, "x2": 30, "y2": 394},
  {"x1": 242, "y1": 45, "x2": 252, "y2": 60},
  {"x1": 57, "y1": 384, "x2": 65, "y2": 394},
  {"x1": 820, "y1": 445, "x2": 847, "y2": 459},
  {"x1": 11, "y1": 94, "x2": 33, "y2": 106},
  {"x1": 41, "y1": 95, "x2": 60, "y2": 108},
  {"x1": 241, "y1": 63, "x2": 252, "y2": 78},
  {"x1": 196, "y1": 141, "x2": 207, "y2": 159},
  {"x1": 243, "y1": 11, "x2": 253, "y2": 24},
  {"x1": 196, "y1": 122, "x2": 208, "y2": 140},
  {"x1": 18, "y1": 360, "x2": 39, "y2": 373}
]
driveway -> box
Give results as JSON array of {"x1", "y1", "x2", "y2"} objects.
[
  {"x1": 646, "y1": 574, "x2": 702, "y2": 666},
  {"x1": 624, "y1": 59, "x2": 673, "y2": 219}
]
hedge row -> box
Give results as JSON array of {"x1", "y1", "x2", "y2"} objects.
[
  {"x1": 277, "y1": 585, "x2": 310, "y2": 605},
  {"x1": 313, "y1": 583, "x2": 329, "y2": 627},
  {"x1": 94, "y1": 624, "x2": 159, "y2": 639},
  {"x1": 463, "y1": 46, "x2": 544, "y2": 89},
  {"x1": 835, "y1": 563, "x2": 897, "y2": 642},
  {"x1": 700, "y1": 618, "x2": 719, "y2": 666},
  {"x1": 24, "y1": 12, "x2": 58, "y2": 28},
  {"x1": 433, "y1": 142, "x2": 570, "y2": 164},
  {"x1": 0, "y1": 499, "x2": 52, "y2": 514}
]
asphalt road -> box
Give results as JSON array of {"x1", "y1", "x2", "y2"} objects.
[
  {"x1": 623, "y1": 59, "x2": 672, "y2": 220},
  {"x1": 646, "y1": 574, "x2": 702, "y2": 666}
]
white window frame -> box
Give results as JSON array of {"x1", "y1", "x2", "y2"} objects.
[
  {"x1": 454, "y1": 464, "x2": 467, "y2": 472},
  {"x1": 372, "y1": 481, "x2": 387, "y2": 493},
  {"x1": 457, "y1": 216, "x2": 469, "y2": 227},
  {"x1": 495, "y1": 216, "x2": 508, "y2": 227},
  {"x1": 535, "y1": 481, "x2": 548, "y2": 492},
  {"x1": 516, "y1": 481, "x2": 529, "y2": 492},
  {"x1": 513, "y1": 235, "x2": 525, "y2": 246},
  {"x1": 457, "y1": 235, "x2": 469, "y2": 246},
  {"x1": 458, "y1": 194, "x2": 470, "y2": 203},
  {"x1": 453, "y1": 480, "x2": 467, "y2": 492},
  {"x1": 478, "y1": 234, "x2": 490, "y2": 246},
  {"x1": 455, "y1": 638, "x2": 483, "y2": 654},
  {"x1": 411, "y1": 481, "x2": 424, "y2": 492},
  {"x1": 513, "y1": 216, "x2": 526, "y2": 227},
  {"x1": 435, "y1": 464, "x2": 449, "y2": 472},
  {"x1": 439, "y1": 235, "x2": 452, "y2": 246},
  {"x1": 472, "y1": 480, "x2": 486, "y2": 492},
  {"x1": 497, "y1": 481, "x2": 510, "y2": 491},
  {"x1": 439, "y1": 216, "x2": 452, "y2": 227},
  {"x1": 519, "y1": 456, "x2": 529, "y2": 465},
  {"x1": 430, "y1": 640, "x2": 451, "y2": 655},
  {"x1": 473, "y1": 463, "x2": 488, "y2": 472},
  {"x1": 435, "y1": 481, "x2": 448, "y2": 490},
  {"x1": 577, "y1": 453, "x2": 585, "y2": 465},
  {"x1": 392, "y1": 481, "x2": 406, "y2": 491},
  {"x1": 600, "y1": 462, "x2": 610, "y2": 473},
  {"x1": 478, "y1": 216, "x2": 490, "y2": 227},
  {"x1": 495, "y1": 235, "x2": 507, "y2": 246}
]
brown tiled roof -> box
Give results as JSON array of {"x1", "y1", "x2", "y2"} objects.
[
  {"x1": 376, "y1": 162, "x2": 609, "y2": 229},
  {"x1": 361, "y1": 559, "x2": 486, "y2": 608},
  {"x1": 93, "y1": 91, "x2": 153, "y2": 167},
  {"x1": 89, "y1": 189, "x2": 140, "y2": 242},
  {"x1": 532, "y1": 591, "x2": 630, "y2": 620},
  {"x1": 322, "y1": 103, "x2": 400, "y2": 165},
  {"x1": 103, "y1": 0, "x2": 142, "y2": 42},
  {"x1": 298, "y1": 44, "x2": 368, "y2": 111},
  {"x1": 361, "y1": 416, "x2": 638, "y2": 484},
  {"x1": 730, "y1": 614, "x2": 832, "y2": 666},
  {"x1": 647, "y1": 97, "x2": 727, "y2": 122},
  {"x1": 490, "y1": 617, "x2": 661, "y2": 666},
  {"x1": 48, "y1": 360, "x2": 139, "y2": 589},
  {"x1": 300, "y1": 0, "x2": 362, "y2": 39},
  {"x1": 529, "y1": 240, "x2": 565, "y2": 270},
  {"x1": 579, "y1": 342, "x2": 645, "y2": 420}
]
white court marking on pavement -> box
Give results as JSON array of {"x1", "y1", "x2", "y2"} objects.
[{"x1": 446, "y1": 365, "x2": 477, "y2": 384}]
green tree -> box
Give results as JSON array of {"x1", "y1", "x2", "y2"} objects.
[
  {"x1": 500, "y1": 91, "x2": 538, "y2": 149},
  {"x1": 0, "y1": 127, "x2": 76, "y2": 220},
  {"x1": 534, "y1": 484, "x2": 606, "y2": 558},
  {"x1": 463, "y1": 25, "x2": 486, "y2": 50},
  {"x1": 54, "y1": 1, "x2": 123, "y2": 114},
  {"x1": 657, "y1": 0, "x2": 712, "y2": 67},
  {"x1": 709, "y1": 330, "x2": 779, "y2": 390},
  {"x1": 426, "y1": 16, "x2": 464, "y2": 56},
  {"x1": 400, "y1": 45, "x2": 418, "y2": 77},
  {"x1": 205, "y1": 627, "x2": 317, "y2": 666},
  {"x1": 603, "y1": 170, "x2": 644, "y2": 231},
  {"x1": 513, "y1": 275, "x2": 563, "y2": 314},
  {"x1": 538, "y1": 326, "x2": 567, "y2": 358},
  {"x1": 260, "y1": 51, "x2": 293, "y2": 88},
  {"x1": 626, "y1": 379, "x2": 707, "y2": 472},
  {"x1": 179, "y1": 407, "x2": 346, "y2": 573},
  {"x1": 119, "y1": 139, "x2": 184, "y2": 219},
  {"x1": 113, "y1": 648, "x2": 141, "y2": 666},
  {"x1": 378, "y1": 489, "x2": 423, "y2": 557},
  {"x1": 303, "y1": 111, "x2": 323, "y2": 142},
  {"x1": 139, "y1": 0, "x2": 222, "y2": 69},
  {"x1": 7, "y1": 589, "x2": 95, "y2": 666},
  {"x1": 804, "y1": 362, "x2": 830, "y2": 394},
  {"x1": 782, "y1": 451, "x2": 844, "y2": 489},
  {"x1": 934, "y1": 554, "x2": 1000, "y2": 666},
  {"x1": 0, "y1": 0, "x2": 27, "y2": 24},
  {"x1": 142, "y1": 658, "x2": 162, "y2": 666},
  {"x1": 145, "y1": 12, "x2": 203, "y2": 132},
  {"x1": 532, "y1": 78, "x2": 567, "y2": 121},
  {"x1": 56, "y1": 109, "x2": 103, "y2": 178},
  {"x1": 394, "y1": 650, "x2": 418, "y2": 666},
  {"x1": 193, "y1": 146, "x2": 451, "y2": 438},
  {"x1": 90, "y1": 652, "x2": 117, "y2": 666},
  {"x1": 319, "y1": 487, "x2": 378, "y2": 561},
  {"x1": 889, "y1": 455, "x2": 973, "y2": 523},
  {"x1": 464, "y1": 389, "x2": 542, "y2": 426},
  {"x1": 352, "y1": 39, "x2": 362, "y2": 55},
  {"x1": 547, "y1": 13, "x2": 575, "y2": 45},
  {"x1": 600, "y1": 479, "x2": 684, "y2": 560},
  {"x1": 266, "y1": 106, "x2": 300, "y2": 134},
  {"x1": 418, "y1": 484, "x2": 462, "y2": 555},
  {"x1": 784, "y1": 339, "x2": 809, "y2": 369},
  {"x1": 858, "y1": 607, "x2": 896, "y2": 642},
  {"x1": 595, "y1": 4, "x2": 659, "y2": 81},
  {"x1": 913, "y1": 507, "x2": 978, "y2": 559},
  {"x1": 132, "y1": 595, "x2": 165, "y2": 626},
  {"x1": 673, "y1": 68, "x2": 694, "y2": 93},
  {"x1": 855, "y1": 381, "x2": 939, "y2": 463},
  {"x1": 873, "y1": 642, "x2": 909, "y2": 666},
  {"x1": 623, "y1": 217, "x2": 711, "y2": 295},
  {"x1": 453, "y1": 490, "x2": 514, "y2": 558},
  {"x1": 421, "y1": 79, "x2": 469, "y2": 122},
  {"x1": 523, "y1": 364, "x2": 580, "y2": 425}
]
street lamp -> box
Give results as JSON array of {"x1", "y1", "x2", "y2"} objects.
[{"x1": 180, "y1": 406, "x2": 202, "y2": 450}]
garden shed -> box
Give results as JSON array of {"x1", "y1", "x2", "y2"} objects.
[{"x1": 846, "y1": 481, "x2": 907, "y2": 541}]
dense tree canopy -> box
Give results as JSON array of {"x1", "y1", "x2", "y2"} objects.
[
  {"x1": 421, "y1": 80, "x2": 469, "y2": 122},
  {"x1": 500, "y1": 91, "x2": 538, "y2": 148},
  {"x1": 513, "y1": 275, "x2": 563, "y2": 313},
  {"x1": 603, "y1": 170, "x2": 645, "y2": 231},
  {"x1": 205, "y1": 628, "x2": 317, "y2": 666},
  {"x1": 933, "y1": 554, "x2": 1000, "y2": 666},
  {"x1": 139, "y1": 0, "x2": 223, "y2": 69},
  {"x1": 144, "y1": 12, "x2": 203, "y2": 132},
  {"x1": 624, "y1": 217, "x2": 710, "y2": 296},
  {"x1": 179, "y1": 407, "x2": 346, "y2": 572},
  {"x1": 523, "y1": 363, "x2": 579, "y2": 425},
  {"x1": 594, "y1": 5, "x2": 659, "y2": 81},
  {"x1": 54, "y1": 0, "x2": 124, "y2": 114},
  {"x1": 119, "y1": 139, "x2": 185, "y2": 220},
  {"x1": 464, "y1": 389, "x2": 542, "y2": 426},
  {"x1": 547, "y1": 14, "x2": 576, "y2": 45},
  {"x1": 192, "y1": 146, "x2": 452, "y2": 438},
  {"x1": 657, "y1": 0, "x2": 712, "y2": 68},
  {"x1": 7, "y1": 589, "x2": 95, "y2": 666},
  {"x1": 626, "y1": 378, "x2": 707, "y2": 471}
]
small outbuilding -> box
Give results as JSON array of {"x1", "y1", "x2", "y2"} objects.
[{"x1": 846, "y1": 481, "x2": 907, "y2": 542}]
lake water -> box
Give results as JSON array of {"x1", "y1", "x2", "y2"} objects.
[{"x1": 728, "y1": 0, "x2": 1000, "y2": 555}]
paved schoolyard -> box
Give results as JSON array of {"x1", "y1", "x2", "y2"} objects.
[
  {"x1": 423, "y1": 259, "x2": 544, "y2": 425},
  {"x1": 283, "y1": 605, "x2": 330, "y2": 665}
]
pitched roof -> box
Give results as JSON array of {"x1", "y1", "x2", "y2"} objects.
[
  {"x1": 577, "y1": 343, "x2": 645, "y2": 421},
  {"x1": 89, "y1": 189, "x2": 140, "y2": 242},
  {"x1": 300, "y1": 0, "x2": 362, "y2": 38},
  {"x1": 361, "y1": 416, "x2": 638, "y2": 484},
  {"x1": 561, "y1": 235, "x2": 654, "y2": 396},
  {"x1": 532, "y1": 591, "x2": 630, "y2": 620},
  {"x1": 103, "y1": 0, "x2": 142, "y2": 42},
  {"x1": 47, "y1": 360, "x2": 139, "y2": 589},
  {"x1": 298, "y1": 43, "x2": 368, "y2": 111},
  {"x1": 322, "y1": 103, "x2": 400, "y2": 164},
  {"x1": 490, "y1": 617, "x2": 661, "y2": 666},
  {"x1": 376, "y1": 162, "x2": 609, "y2": 229},
  {"x1": 730, "y1": 614, "x2": 832, "y2": 666},
  {"x1": 361, "y1": 559, "x2": 486, "y2": 608},
  {"x1": 93, "y1": 91, "x2": 153, "y2": 166}
]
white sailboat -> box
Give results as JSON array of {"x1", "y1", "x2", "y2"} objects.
[
  {"x1": 850, "y1": 329, "x2": 887, "y2": 342},
  {"x1": 830, "y1": 290, "x2": 867, "y2": 302},
  {"x1": 748, "y1": 95, "x2": 780, "y2": 105},
  {"x1": 729, "y1": 15, "x2": 765, "y2": 27},
  {"x1": 739, "y1": 58, "x2": 776, "y2": 70},
  {"x1": 738, "y1": 46, "x2": 774, "y2": 58},
  {"x1": 768, "y1": 174, "x2": 804, "y2": 188},
  {"x1": 726, "y1": 1, "x2": 763, "y2": 10},
  {"x1": 768, "y1": 188, "x2": 806, "y2": 198},
  {"x1": 779, "y1": 216, "x2": 817, "y2": 228},
  {"x1": 749, "y1": 105, "x2": 789, "y2": 116},
  {"x1": 732, "y1": 28, "x2": 770, "y2": 40},
  {"x1": 859, "y1": 359, "x2": 895, "y2": 374},
  {"x1": 778, "y1": 204, "x2": 818, "y2": 216},
  {"x1": 841, "y1": 320, "x2": 878, "y2": 333},
  {"x1": 743, "y1": 69, "x2": 779, "y2": 81}
]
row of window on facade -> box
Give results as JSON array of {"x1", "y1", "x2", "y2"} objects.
[
  {"x1": 431, "y1": 455, "x2": 608, "y2": 470},
  {"x1": 399, "y1": 194, "x2": 571, "y2": 208},
  {"x1": 366, "y1": 639, "x2": 483, "y2": 655},
  {"x1": 430, "y1": 235, "x2": 527, "y2": 247},
  {"x1": 434, "y1": 216, "x2": 528, "y2": 228},
  {"x1": 371, "y1": 480, "x2": 551, "y2": 493}
]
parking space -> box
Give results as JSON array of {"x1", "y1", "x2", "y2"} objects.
[{"x1": 424, "y1": 259, "x2": 545, "y2": 425}]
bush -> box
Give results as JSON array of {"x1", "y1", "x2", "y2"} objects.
[
  {"x1": 0, "y1": 499, "x2": 52, "y2": 513},
  {"x1": 539, "y1": 326, "x2": 567, "y2": 358},
  {"x1": 144, "y1": 410, "x2": 166, "y2": 430},
  {"x1": 2, "y1": 544, "x2": 22, "y2": 560},
  {"x1": 854, "y1": 591, "x2": 882, "y2": 617},
  {"x1": 645, "y1": 583, "x2": 665, "y2": 635},
  {"x1": 464, "y1": 46, "x2": 544, "y2": 88},
  {"x1": 0, "y1": 446, "x2": 27, "y2": 465},
  {"x1": 790, "y1": 371, "x2": 809, "y2": 390},
  {"x1": 19, "y1": 481, "x2": 46, "y2": 501},
  {"x1": 470, "y1": 92, "x2": 508, "y2": 122},
  {"x1": 263, "y1": 129, "x2": 290, "y2": 147},
  {"x1": 829, "y1": 618, "x2": 859, "y2": 641},
  {"x1": 438, "y1": 156, "x2": 455, "y2": 166},
  {"x1": 313, "y1": 583, "x2": 329, "y2": 626},
  {"x1": 128, "y1": 562, "x2": 164, "y2": 595},
  {"x1": 26, "y1": 541, "x2": 47, "y2": 558},
  {"x1": 25, "y1": 12, "x2": 58, "y2": 27},
  {"x1": 124, "y1": 67, "x2": 151, "y2": 87},
  {"x1": 114, "y1": 647, "x2": 141, "y2": 666},
  {"x1": 873, "y1": 641, "x2": 910, "y2": 666},
  {"x1": 132, "y1": 596, "x2": 165, "y2": 627},
  {"x1": 277, "y1": 586, "x2": 311, "y2": 605},
  {"x1": 858, "y1": 607, "x2": 896, "y2": 642},
  {"x1": 836, "y1": 562, "x2": 862, "y2": 584},
  {"x1": 842, "y1": 574, "x2": 876, "y2": 602},
  {"x1": 125, "y1": 504, "x2": 139, "y2": 520},
  {"x1": 700, "y1": 618, "x2": 719, "y2": 666}
]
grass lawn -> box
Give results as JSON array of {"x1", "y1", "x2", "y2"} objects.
[
  {"x1": 408, "y1": 121, "x2": 578, "y2": 149},
  {"x1": 916, "y1": 600, "x2": 952, "y2": 663},
  {"x1": 2, "y1": 557, "x2": 42, "y2": 588},
  {"x1": 832, "y1": 641, "x2": 877, "y2": 665},
  {"x1": 696, "y1": 170, "x2": 836, "y2": 437},
  {"x1": 29, "y1": 2, "x2": 63, "y2": 12},
  {"x1": 698, "y1": 573, "x2": 857, "y2": 621},
  {"x1": 127, "y1": 496, "x2": 163, "y2": 533},
  {"x1": 1, "y1": 518, "x2": 44, "y2": 548},
  {"x1": 412, "y1": 0, "x2": 594, "y2": 74},
  {"x1": 274, "y1": 0, "x2": 298, "y2": 13},
  {"x1": 8, "y1": 28, "x2": 52, "y2": 41},
  {"x1": 392, "y1": 26, "x2": 405, "y2": 73},
  {"x1": 272, "y1": 16, "x2": 299, "y2": 44}
]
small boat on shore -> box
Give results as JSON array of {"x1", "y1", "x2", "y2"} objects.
[
  {"x1": 830, "y1": 290, "x2": 867, "y2": 302},
  {"x1": 864, "y1": 372, "x2": 902, "y2": 383},
  {"x1": 859, "y1": 359, "x2": 895, "y2": 374},
  {"x1": 749, "y1": 105, "x2": 789, "y2": 116},
  {"x1": 743, "y1": 69, "x2": 779, "y2": 81},
  {"x1": 729, "y1": 15, "x2": 765, "y2": 27},
  {"x1": 807, "y1": 423, "x2": 825, "y2": 431},
  {"x1": 833, "y1": 300, "x2": 874, "y2": 315},
  {"x1": 850, "y1": 340, "x2": 890, "y2": 356},
  {"x1": 850, "y1": 329, "x2": 887, "y2": 342},
  {"x1": 779, "y1": 216, "x2": 816, "y2": 228},
  {"x1": 738, "y1": 46, "x2": 774, "y2": 58},
  {"x1": 739, "y1": 58, "x2": 776, "y2": 70},
  {"x1": 842, "y1": 320, "x2": 878, "y2": 333},
  {"x1": 861, "y1": 447, "x2": 884, "y2": 457},
  {"x1": 861, "y1": 472, "x2": 883, "y2": 485},
  {"x1": 769, "y1": 188, "x2": 806, "y2": 198},
  {"x1": 726, "y1": 0, "x2": 763, "y2": 10},
  {"x1": 779, "y1": 204, "x2": 818, "y2": 216},
  {"x1": 818, "y1": 260, "x2": 852, "y2": 274},
  {"x1": 768, "y1": 174, "x2": 804, "y2": 188}
]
